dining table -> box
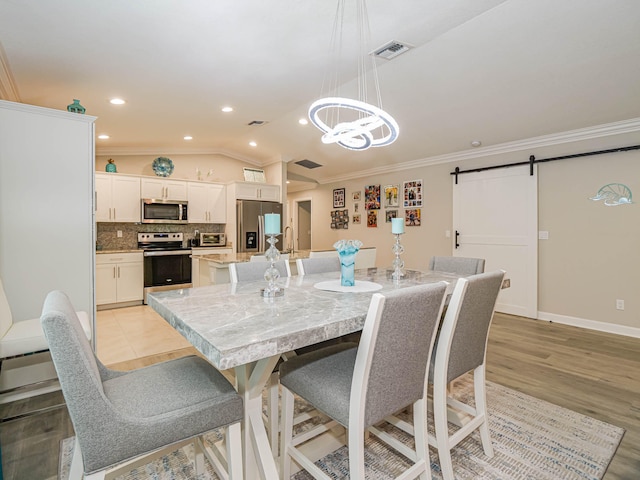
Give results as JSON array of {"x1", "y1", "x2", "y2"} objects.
[{"x1": 147, "y1": 267, "x2": 464, "y2": 480}]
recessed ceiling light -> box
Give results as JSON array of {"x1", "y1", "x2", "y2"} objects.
[
  {"x1": 98, "y1": 134, "x2": 110, "y2": 139},
  {"x1": 109, "y1": 98, "x2": 126, "y2": 105},
  {"x1": 249, "y1": 141, "x2": 257, "y2": 147},
  {"x1": 222, "y1": 106, "x2": 233, "y2": 113},
  {"x1": 183, "y1": 135, "x2": 193, "y2": 140},
  {"x1": 286, "y1": 180, "x2": 291, "y2": 184},
  {"x1": 471, "y1": 140, "x2": 482, "y2": 147},
  {"x1": 298, "y1": 118, "x2": 309, "y2": 125}
]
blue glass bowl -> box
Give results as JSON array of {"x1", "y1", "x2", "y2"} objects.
[{"x1": 152, "y1": 157, "x2": 174, "y2": 177}]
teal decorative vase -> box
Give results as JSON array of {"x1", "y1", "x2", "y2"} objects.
[
  {"x1": 105, "y1": 158, "x2": 117, "y2": 173},
  {"x1": 67, "y1": 99, "x2": 86, "y2": 114},
  {"x1": 334, "y1": 239, "x2": 363, "y2": 286}
]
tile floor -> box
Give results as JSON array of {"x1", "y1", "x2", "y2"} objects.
[{"x1": 96, "y1": 305, "x2": 192, "y2": 365}]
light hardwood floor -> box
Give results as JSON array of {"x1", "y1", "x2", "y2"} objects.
[{"x1": 0, "y1": 307, "x2": 638, "y2": 479}]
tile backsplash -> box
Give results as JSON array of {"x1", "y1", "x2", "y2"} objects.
[{"x1": 96, "y1": 223, "x2": 225, "y2": 250}]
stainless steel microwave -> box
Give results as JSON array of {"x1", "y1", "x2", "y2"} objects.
[
  {"x1": 200, "y1": 232, "x2": 226, "y2": 246},
  {"x1": 141, "y1": 199, "x2": 188, "y2": 224}
]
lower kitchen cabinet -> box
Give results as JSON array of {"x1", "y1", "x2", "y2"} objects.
[{"x1": 96, "y1": 252, "x2": 143, "y2": 307}]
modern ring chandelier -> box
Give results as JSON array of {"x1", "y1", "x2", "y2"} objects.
[{"x1": 309, "y1": 0, "x2": 399, "y2": 151}]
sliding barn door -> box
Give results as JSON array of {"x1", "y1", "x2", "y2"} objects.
[{"x1": 453, "y1": 165, "x2": 538, "y2": 318}]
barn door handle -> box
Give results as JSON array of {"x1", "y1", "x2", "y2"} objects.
[{"x1": 455, "y1": 230, "x2": 460, "y2": 249}]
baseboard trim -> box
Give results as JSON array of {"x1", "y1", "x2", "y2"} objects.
[{"x1": 536, "y1": 311, "x2": 640, "y2": 339}]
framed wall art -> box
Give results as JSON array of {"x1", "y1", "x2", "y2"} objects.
[
  {"x1": 352, "y1": 191, "x2": 361, "y2": 201},
  {"x1": 364, "y1": 184, "x2": 381, "y2": 210},
  {"x1": 367, "y1": 210, "x2": 378, "y2": 227},
  {"x1": 330, "y1": 209, "x2": 349, "y2": 229},
  {"x1": 333, "y1": 188, "x2": 346, "y2": 208},
  {"x1": 403, "y1": 180, "x2": 423, "y2": 208},
  {"x1": 353, "y1": 214, "x2": 361, "y2": 224},
  {"x1": 384, "y1": 185, "x2": 399, "y2": 208},
  {"x1": 405, "y1": 208, "x2": 421, "y2": 226},
  {"x1": 385, "y1": 209, "x2": 398, "y2": 222}
]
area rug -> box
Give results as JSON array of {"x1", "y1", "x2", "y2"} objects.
[{"x1": 58, "y1": 378, "x2": 624, "y2": 479}]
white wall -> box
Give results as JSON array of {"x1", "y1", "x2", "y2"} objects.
[
  {"x1": 0, "y1": 101, "x2": 95, "y2": 320},
  {"x1": 288, "y1": 131, "x2": 640, "y2": 336}
]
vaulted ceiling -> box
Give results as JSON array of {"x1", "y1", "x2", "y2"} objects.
[{"x1": 1, "y1": 0, "x2": 639, "y2": 187}]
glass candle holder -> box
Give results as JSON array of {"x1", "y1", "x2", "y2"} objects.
[
  {"x1": 391, "y1": 233, "x2": 405, "y2": 280},
  {"x1": 262, "y1": 233, "x2": 284, "y2": 297}
]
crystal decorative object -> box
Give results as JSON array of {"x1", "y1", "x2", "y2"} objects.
[
  {"x1": 334, "y1": 239, "x2": 363, "y2": 287},
  {"x1": 262, "y1": 233, "x2": 284, "y2": 297},
  {"x1": 391, "y1": 233, "x2": 405, "y2": 280}
]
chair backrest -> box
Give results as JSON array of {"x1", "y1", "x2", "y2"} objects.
[
  {"x1": 351, "y1": 282, "x2": 447, "y2": 429},
  {"x1": 355, "y1": 247, "x2": 377, "y2": 269},
  {"x1": 296, "y1": 257, "x2": 341, "y2": 275},
  {"x1": 428, "y1": 256, "x2": 485, "y2": 275},
  {"x1": 40, "y1": 291, "x2": 120, "y2": 463},
  {"x1": 433, "y1": 270, "x2": 505, "y2": 384},
  {"x1": 0, "y1": 277, "x2": 13, "y2": 339},
  {"x1": 229, "y1": 259, "x2": 291, "y2": 282}
]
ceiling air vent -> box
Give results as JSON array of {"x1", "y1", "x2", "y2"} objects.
[
  {"x1": 295, "y1": 159, "x2": 323, "y2": 169},
  {"x1": 247, "y1": 120, "x2": 267, "y2": 126},
  {"x1": 371, "y1": 40, "x2": 412, "y2": 60}
]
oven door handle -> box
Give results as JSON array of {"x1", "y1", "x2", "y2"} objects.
[{"x1": 143, "y1": 250, "x2": 192, "y2": 257}]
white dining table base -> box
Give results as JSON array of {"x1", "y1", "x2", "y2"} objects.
[{"x1": 235, "y1": 355, "x2": 281, "y2": 480}]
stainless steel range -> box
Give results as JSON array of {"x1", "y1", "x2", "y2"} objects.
[{"x1": 138, "y1": 232, "x2": 192, "y2": 303}]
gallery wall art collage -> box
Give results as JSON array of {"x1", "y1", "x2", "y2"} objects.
[{"x1": 331, "y1": 180, "x2": 422, "y2": 229}]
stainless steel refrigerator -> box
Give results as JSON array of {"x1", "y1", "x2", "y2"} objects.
[{"x1": 236, "y1": 200, "x2": 283, "y2": 253}]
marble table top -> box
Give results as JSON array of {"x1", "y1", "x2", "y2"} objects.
[{"x1": 147, "y1": 268, "x2": 462, "y2": 370}]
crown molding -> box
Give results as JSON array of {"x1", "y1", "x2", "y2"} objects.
[
  {"x1": 0, "y1": 43, "x2": 20, "y2": 102},
  {"x1": 95, "y1": 146, "x2": 263, "y2": 166},
  {"x1": 317, "y1": 117, "x2": 640, "y2": 184}
]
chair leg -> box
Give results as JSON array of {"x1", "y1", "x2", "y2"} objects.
[
  {"x1": 348, "y1": 426, "x2": 366, "y2": 479},
  {"x1": 194, "y1": 437, "x2": 205, "y2": 475},
  {"x1": 226, "y1": 421, "x2": 243, "y2": 480},
  {"x1": 69, "y1": 437, "x2": 85, "y2": 480},
  {"x1": 433, "y1": 380, "x2": 455, "y2": 480},
  {"x1": 267, "y1": 370, "x2": 280, "y2": 458},
  {"x1": 474, "y1": 366, "x2": 494, "y2": 458},
  {"x1": 413, "y1": 398, "x2": 432, "y2": 480},
  {"x1": 280, "y1": 387, "x2": 295, "y2": 480}
]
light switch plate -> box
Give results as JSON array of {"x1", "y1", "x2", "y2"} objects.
[{"x1": 538, "y1": 231, "x2": 549, "y2": 240}]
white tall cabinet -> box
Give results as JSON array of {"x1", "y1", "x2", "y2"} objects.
[{"x1": 0, "y1": 100, "x2": 95, "y2": 328}]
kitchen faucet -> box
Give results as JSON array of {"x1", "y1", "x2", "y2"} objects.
[{"x1": 284, "y1": 225, "x2": 294, "y2": 255}]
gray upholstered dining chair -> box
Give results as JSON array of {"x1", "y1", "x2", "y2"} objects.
[
  {"x1": 427, "y1": 270, "x2": 505, "y2": 480},
  {"x1": 428, "y1": 256, "x2": 485, "y2": 275},
  {"x1": 40, "y1": 290, "x2": 244, "y2": 480},
  {"x1": 229, "y1": 259, "x2": 291, "y2": 282},
  {"x1": 296, "y1": 256, "x2": 341, "y2": 275},
  {"x1": 279, "y1": 282, "x2": 447, "y2": 480},
  {"x1": 371, "y1": 270, "x2": 505, "y2": 480}
]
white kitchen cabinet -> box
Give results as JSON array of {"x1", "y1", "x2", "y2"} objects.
[
  {"x1": 187, "y1": 182, "x2": 226, "y2": 223},
  {"x1": 96, "y1": 252, "x2": 143, "y2": 306},
  {"x1": 95, "y1": 173, "x2": 141, "y2": 222},
  {"x1": 233, "y1": 182, "x2": 280, "y2": 201},
  {"x1": 141, "y1": 178, "x2": 188, "y2": 201}
]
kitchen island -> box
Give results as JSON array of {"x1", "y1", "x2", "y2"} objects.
[{"x1": 190, "y1": 250, "x2": 310, "y2": 285}]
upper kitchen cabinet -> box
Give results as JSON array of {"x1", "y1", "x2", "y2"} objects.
[
  {"x1": 187, "y1": 182, "x2": 226, "y2": 223},
  {"x1": 141, "y1": 178, "x2": 188, "y2": 201},
  {"x1": 231, "y1": 182, "x2": 280, "y2": 202},
  {"x1": 95, "y1": 173, "x2": 141, "y2": 222}
]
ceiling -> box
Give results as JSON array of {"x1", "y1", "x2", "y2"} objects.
[{"x1": 1, "y1": 0, "x2": 639, "y2": 190}]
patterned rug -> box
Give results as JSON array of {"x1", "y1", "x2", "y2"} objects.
[{"x1": 58, "y1": 377, "x2": 624, "y2": 479}]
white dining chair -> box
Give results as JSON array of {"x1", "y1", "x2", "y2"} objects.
[
  {"x1": 228, "y1": 259, "x2": 291, "y2": 283},
  {"x1": 296, "y1": 256, "x2": 341, "y2": 275},
  {"x1": 279, "y1": 282, "x2": 447, "y2": 480},
  {"x1": 41, "y1": 290, "x2": 244, "y2": 480}
]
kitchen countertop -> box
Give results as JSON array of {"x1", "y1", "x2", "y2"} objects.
[
  {"x1": 202, "y1": 250, "x2": 310, "y2": 266},
  {"x1": 96, "y1": 249, "x2": 142, "y2": 254}
]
